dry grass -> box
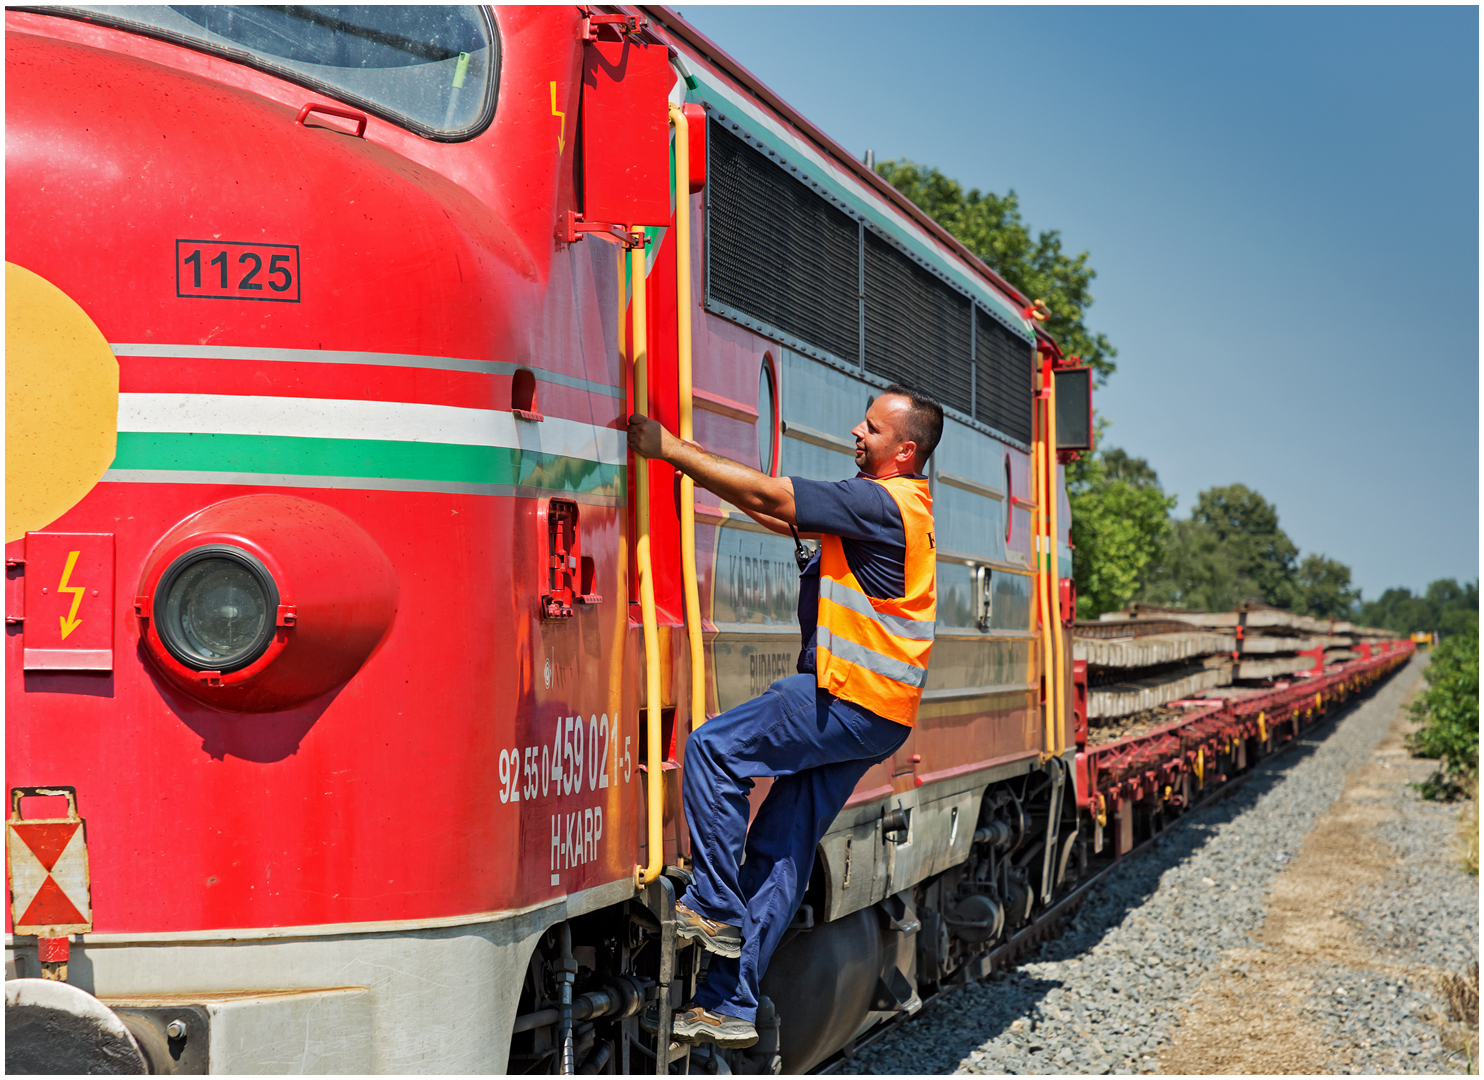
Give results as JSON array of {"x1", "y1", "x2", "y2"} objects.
[
  {"x1": 1462, "y1": 775, "x2": 1480, "y2": 877},
  {"x1": 1442, "y1": 963, "x2": 1480, "y2": 1026},
  {"x1": 1440, "y1": 963, "x2": 1480, "y2": 1072}
]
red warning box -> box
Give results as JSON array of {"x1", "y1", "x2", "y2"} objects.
[
  {"x1": 8, "y1": 787, "x2": 92, "y2": 936},
  {"x1": 22, "y1": 532, "x2": 113, "y2": 671}
]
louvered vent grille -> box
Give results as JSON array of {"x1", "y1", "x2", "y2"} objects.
[
  {"x1": 706, "y1": 121, "x2": 860, "y2": 363},
  {"x1": 863, "y1": 231, "x2": 972, "y2": 415},
  {"x1": 975, "y1": 311, "x2": 1034, "y2": 445},
  {"x1": 706, "y1": 118, "x2": 1036, "y2": 442}
]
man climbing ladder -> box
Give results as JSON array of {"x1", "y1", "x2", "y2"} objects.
[{"x1": 627, "y1": 382, "x2": 943, "y2": 1047}]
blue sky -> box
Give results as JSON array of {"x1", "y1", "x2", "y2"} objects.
[{"x1": 678, "y1": 5, "x2": 1479, "y2": 601}]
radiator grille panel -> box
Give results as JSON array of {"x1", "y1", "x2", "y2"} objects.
[
  {"x1": 975, "y1": 311, "x2": 1034, "y2": 445},
  {"x1": 707, "y1": 122, "x2": 860, "y2": 363},
  {"x1": 706, "y1": 118, "x2": 1034, "y2": 442},
  {"x1": 863, "y1": 231, "x2": 971, "y2": 415}
]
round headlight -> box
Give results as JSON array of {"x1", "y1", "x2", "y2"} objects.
[{"x1": 153, "y1": 545, "x2": 279, "y2": 673}]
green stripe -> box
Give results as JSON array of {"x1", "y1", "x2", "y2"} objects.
[{"x1": 112, "y1": 432, "x2": 624, "y2": 496}]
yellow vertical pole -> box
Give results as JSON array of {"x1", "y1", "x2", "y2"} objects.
[
  {"x1": 631, "y1": 238, "x2": 665, "y2": 887},
  {"x1": 1046, "y1": 365, "x2": 1065, "y2": 755},
  {"x1": 1033, "y1": 392, "x2": 1056, "y2": 760},
  {"x1": 669, "y1": 103, "x2": 705, "y2": 732}
]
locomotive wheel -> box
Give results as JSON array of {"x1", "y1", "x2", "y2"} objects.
[{"x1": 5, "y1": 979, "x2": 146, "y2": 1075}]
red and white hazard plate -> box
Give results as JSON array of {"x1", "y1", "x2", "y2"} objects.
[{"x1": 7, "y1": 787, "x2": 92, "y2": 935}]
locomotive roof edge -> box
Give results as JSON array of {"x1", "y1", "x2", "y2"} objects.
[{"x1": 634, "y1": 3, "x2": 1046, "y2": 348}]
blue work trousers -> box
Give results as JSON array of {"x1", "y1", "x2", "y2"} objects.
[{"x1": 682, "y1": 673, "x2": 909, "y2": 1022}]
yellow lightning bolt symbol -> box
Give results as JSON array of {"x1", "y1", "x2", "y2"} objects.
[
  {"x1": 551, "y1": 81, "x2": 566, "y2": 156},
  {"x1": 57, "y1": 549, "x2": 85, "y2": 640}
]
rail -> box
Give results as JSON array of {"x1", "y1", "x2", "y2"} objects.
[
  {"x1": 1033, "y1": 394, "x2": 1054, "y2": 756},
  {"x1": 813, "y1": 642, "x2": 1416, "y2": 1073},
  {"x1": 670, "y1": 102, "x2": 705, "y2": 733},
  {"x1": 631, "y1": 238, "x2": 665, "y2": 888},
  {"x1": 1033, "y1": 356, "x2": 1065, "y2": 756},
  {"x1": 1046, "y1": 357, "x2": 1065, "y2": 754},
  {"x1": 1075, "y1": 645, "x2": 1415, "y2": 852}
]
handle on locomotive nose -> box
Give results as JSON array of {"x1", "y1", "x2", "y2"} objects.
[{"x1": 295, "y1": 102, "x2": 368, "y2": 138}]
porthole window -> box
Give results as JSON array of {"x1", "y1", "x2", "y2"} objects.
[
  {"x1": 153, "y1": 545, "x2": 279, "y2": 673},
  {"x1": 757, "y1": 357, "x2": 779, "y2": 476}
]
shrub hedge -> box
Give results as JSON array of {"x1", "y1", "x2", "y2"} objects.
[{"x1": 1407, "y1": 631, "x2": 1480, "y2": 800}]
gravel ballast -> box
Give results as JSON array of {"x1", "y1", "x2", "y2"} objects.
[{"x1": 835, "y1": 654, "x2": 1474, "y2": 1075}]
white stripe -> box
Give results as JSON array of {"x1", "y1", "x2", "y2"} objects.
[
  {"x1": 5, "y1": 828, "x2": 46, "y2": 916},
  {"x1": 117, "y1": 394, "x2": 627, "y2": 465},
  {"x1": 49, "y1": 828, "x2": 91, "y2": 923}
]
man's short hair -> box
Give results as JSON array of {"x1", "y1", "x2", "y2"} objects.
[{"x1": 882, "y1": 382, "x2": 944, "y2": 467}]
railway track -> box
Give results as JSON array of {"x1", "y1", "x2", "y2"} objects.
[{"x1": 809, "y1": 679, "x2": 1389, "y2": 1075}]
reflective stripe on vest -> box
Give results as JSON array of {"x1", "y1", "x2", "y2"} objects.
[
  {"x1": 819, "y1": 578, "x2": 936, "y2": 640},
  {"x1": 815, "y1": 626, "x2": 930, "y2": 688},
  {"x1": 815, "y1": 474, "x2": 935, "y2": 726}
]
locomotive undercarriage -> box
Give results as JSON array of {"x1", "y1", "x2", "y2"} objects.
[
  {"x1": 508, "y1": 879, "x2": 782, "y2": 1076},
  {"x1": 509, "y1": 754, "x2": 1083, "y2": 1074},
  {"x1": 506, "y1": 728, "x2": 1306, "y2": 1074}
]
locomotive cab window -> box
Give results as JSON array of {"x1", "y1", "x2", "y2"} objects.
[{"x1": 52, "y1": 5, "x2": 499, "y2": 139}]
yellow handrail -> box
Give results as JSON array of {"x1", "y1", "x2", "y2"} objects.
[
  {"x1": 631, "y1": 237, "x2": 665, "y2": 888},
  {"x1": 1033, "y1": 393, "x2": 1056, "y2": 760},
  {"x1": 669, "y1": 103, "x2": 705, "y2": 733},
  {"x1": 1046, "y1": 365, "x2": 1065, "y2": 756}
]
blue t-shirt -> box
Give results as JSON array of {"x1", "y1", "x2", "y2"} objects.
[{"x1": 791, "y1": 473, "x2": 924, "y2": 674}]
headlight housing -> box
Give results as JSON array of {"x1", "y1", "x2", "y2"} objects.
[
  {"x1": 154, "y1": 546, "x2": 279, "y2": 673},
  {"x1": 136, "y1": 495, "x2": 397, "y2": 713}
]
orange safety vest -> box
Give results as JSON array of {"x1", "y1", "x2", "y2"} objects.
[{"x1": 814, "y1": 475, "x2": 936, "y2": 726}]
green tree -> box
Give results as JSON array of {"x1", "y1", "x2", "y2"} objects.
[
  {"x1": 1358, "y1": 578, "x2": 1479, "y2": 636},
  {"x1": 1293, "y1": 554, "x2": 1361, "y2": 619},
  {"x1": 1407, "y1": 629, "x2": 1479, "y2": 800},
  {"x1": 1189, "y1": 484, "x2": 1299, "y2": 606},
  {"x1": 1139, "y1": 518, "x2": 1248, "y2": 611},
  {"x1": 1066, "y1": 444, "x2": 1175, "y2": 618},
  {"x1": 1139, "y1": 484, "x2": 1302, "y2": 611},
  {"x1": 1102, "y1": 447, "x2": 1161, "y2": 486},
  {"x1": 875, "y1": 159, "x2": 1116, "y2": 383},
  {"x1": 1428, "y1": 578, "x2": 1481, "y2": 638},
  {"x1": 1358, "y1": 586, "x2": 1433, "y2": 633}
]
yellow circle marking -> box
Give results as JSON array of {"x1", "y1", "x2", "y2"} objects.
[{"x1": 5, "y1": 263, "x2": 118, "y2": 542}]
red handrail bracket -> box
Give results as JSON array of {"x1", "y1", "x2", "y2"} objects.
[{"x1": 295, "y1": 102, "x2": 367, "y2": 138}]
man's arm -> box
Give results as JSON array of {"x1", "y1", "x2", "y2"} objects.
[
  {"x1": 628, "y1": 414, "x2": 797, "y2": 526},
  {"x1": 737, "y1": 505, "x2": 821, "y2": 540}
]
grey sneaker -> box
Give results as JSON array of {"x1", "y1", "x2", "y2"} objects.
[
  {"x1": 675, "y1": 901, "x2": 742, "y2": 958},
  {"x1": 671, "y1": 1006, "x2": 758, "y2": 1048}
]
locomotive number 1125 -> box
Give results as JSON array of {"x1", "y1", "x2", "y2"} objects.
[{"x1": 175, "y1": 238, "x2": 301, "y2": 302}]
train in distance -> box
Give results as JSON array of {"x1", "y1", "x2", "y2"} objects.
[{"x1": 4, "y1": 5, "x2": 1411, "y2": 1074}]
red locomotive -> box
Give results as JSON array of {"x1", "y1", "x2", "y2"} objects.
[{"x1": 5, "y1": 6, "x2": 1410, "y2": 1073}]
